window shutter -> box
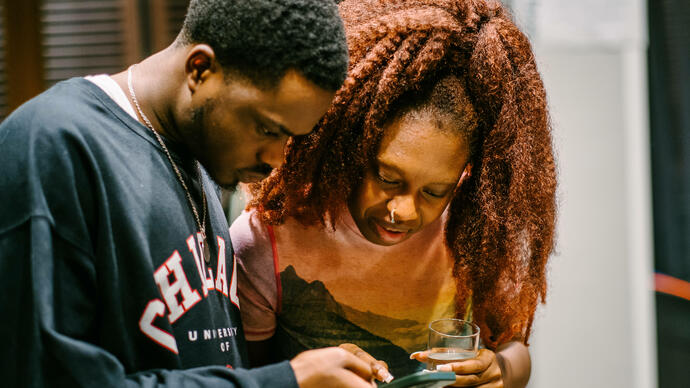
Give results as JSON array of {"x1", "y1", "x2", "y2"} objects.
[{"x1": 41, "y1": 0, "x2": 137, "y2": 87}]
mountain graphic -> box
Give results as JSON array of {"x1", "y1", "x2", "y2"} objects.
[
  {"x1": 275, "y1": 265, "x2": 425, "y2": 376},
  {"x1": 340, "y1": 304, "x2": 429, "y2": 354}
]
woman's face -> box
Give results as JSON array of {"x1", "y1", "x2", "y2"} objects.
[{"x1": 348, "y1": 112, "x2": 471, "y2": 246}]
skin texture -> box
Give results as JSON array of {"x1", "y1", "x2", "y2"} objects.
[
  {"x1": 112, "y1": 44, "x2": 335, "y2": 189},
  {"x1": 290, "y1": 347, "x2": 377, "y2": 388},
  {"x1": 340, "y1": 342, "x2": 530, "y2": 387},
  {"x1": 342, "y1": 110, "x2": 528, "y2": 388},
  {"x1": 411, "y1": 349, "x2": 504, "y2": 387},
  {"x1": 348, "y1": 110, "x2": 470, "y2": 246},
  {"x1": 338, "y1": 344, "x2": 393, "y2": 383}
]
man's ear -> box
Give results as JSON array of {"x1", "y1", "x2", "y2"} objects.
[{"x1": 185, "y1": 44, "x2": 217, "y2": 93}]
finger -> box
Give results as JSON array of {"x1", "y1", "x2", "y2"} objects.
[
  {"x1": 340, "y1": 343, "x2": 390, "y2": 369},
  {"x1": 332, "y1": 369, "x2": 378, "y2": 388},
  {"x1": 474, "y1": 359, "x2": 503, "y2": 385},
  {"x1": 410, "y1": 350, "x2": 430, "y2": 362},
  {"x1": 449, "y1": 359, "x2": 503, "y2": 387},
  {"x1": 436, "y1": 360, "x2": 485, "y2": 374},
  {"x1": 450, "y1": 373, "x2": 481, "y2": 387},
  {"x1": 436, "y1": 349, "x2": 492, "y2": 374},
  {"x1": 373, "y1": 363, "x2": 394, "y2": 383},
  {"x1": 337, "y1": 348, "x2": 377, "y2": 382},
  {"x1": 339, "y1": 344, "x2": 393, "y2": 382}
]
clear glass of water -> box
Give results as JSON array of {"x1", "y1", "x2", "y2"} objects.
[{"x1": 426, "y1": 318, "x2": 480, "y2": 370}]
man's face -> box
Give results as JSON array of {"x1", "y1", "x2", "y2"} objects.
[{"x1": 184, "y1": 69, "x2": 335, "y2": 190}]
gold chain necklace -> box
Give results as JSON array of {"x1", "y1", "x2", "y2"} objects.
[{"x1": 126, "y1": 65, "x2": 210, "y2": 263}]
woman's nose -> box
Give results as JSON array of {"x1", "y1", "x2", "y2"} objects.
[{"x1": 388, "y1": 194, "x2": 418, "y2": 222}]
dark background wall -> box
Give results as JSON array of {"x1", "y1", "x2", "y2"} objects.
[{"x1": 648, "y1": 0, "x2": 690, "y2": 386}]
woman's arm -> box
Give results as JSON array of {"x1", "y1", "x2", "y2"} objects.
[{"x1": 495, "y1": 341, "x2": 531, "y2": 388}]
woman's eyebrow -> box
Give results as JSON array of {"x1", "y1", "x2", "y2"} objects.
[
  {"x1": 378, "y1": 160, "x2": 458, "y2": 186},
  {"x1": 376, "y1": 160, "x2": 402, "y2": 174}
]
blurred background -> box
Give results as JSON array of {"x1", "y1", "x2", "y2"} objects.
[{"x1": 1, "y1": 1, "x2": 687, "y2": 387}]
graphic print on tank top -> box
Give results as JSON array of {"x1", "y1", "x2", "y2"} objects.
[{"x1": 274, "y1": 264, "x2": 457, "y2": 376}]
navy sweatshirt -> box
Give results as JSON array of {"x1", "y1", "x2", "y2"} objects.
[{"x1": 0, "y1": 79, "x2": 297, "y2": 387}]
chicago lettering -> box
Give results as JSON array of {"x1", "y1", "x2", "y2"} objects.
[{"x1": 138, "y1": 234, "x2": 239, "y2": 354}]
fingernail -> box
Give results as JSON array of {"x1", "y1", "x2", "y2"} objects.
[
  {"x1": 436, "y1": 365, "x2": 452, "y2": 372},
  {"x1": 410, "y1": 351, "x2": 421, "y2": 360},
  {"x1": 375, "y1": 365, "x2": 394, "y2": 383}
]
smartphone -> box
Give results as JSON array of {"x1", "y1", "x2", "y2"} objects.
[{"x1": 380, "y1": 371, "x2": 456, "y2": 388}]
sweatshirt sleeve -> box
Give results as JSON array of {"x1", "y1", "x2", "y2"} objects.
[
  {"x1": 0, "y1": 216, "x2": 298, "y2": 388},
  {"x1": 230, "y1": 210, "x2": 280, "y2": 341}
]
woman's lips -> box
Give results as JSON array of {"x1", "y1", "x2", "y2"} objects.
[{"x1": 372, "y1": 220, "x2": 409, "y2": 243}]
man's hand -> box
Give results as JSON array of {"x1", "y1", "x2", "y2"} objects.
[
  {"x1": 338, "y1": 343, "x2": 394, "y2": 383},
  {"x1": 411, "y1": 348, "x2": 504, "y2": 387},
  {"x1": 290, "y1": 347, "x2": 377, "y2": 388}
]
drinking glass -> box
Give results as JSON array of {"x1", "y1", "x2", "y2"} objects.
[{"x1": 426, "y1": 318, "x2": 480, "y2": 370}]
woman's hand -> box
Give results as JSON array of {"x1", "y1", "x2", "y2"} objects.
[
  {"x1": 411, "y1": 349, "x2": 504, "y2": 387},
  {"x1": 339, "y1": 343, "x2": 394, "y2": 383}
]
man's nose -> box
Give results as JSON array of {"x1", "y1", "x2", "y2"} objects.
[
  {"x1": 260, "y1": 138, "x2": 289, "y2": 169},
  {"x1": 387, "y1": 194, "x2": 418, "y2": 222}
]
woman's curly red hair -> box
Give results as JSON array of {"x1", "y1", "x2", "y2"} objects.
[{"x1": 251, "y1": 0, "x2": 556, "y2": 349}]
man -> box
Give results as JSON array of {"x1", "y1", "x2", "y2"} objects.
[{"x1": 0, "y1": 0, "x2": 376, "y2": 386}]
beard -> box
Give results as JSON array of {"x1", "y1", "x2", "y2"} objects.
[
  {"x1": 186, "y1": 100, "x2": 235, "y2": 191},
  {"x1": 186, "y1": 100, "x2": 272, "y2": 193}
]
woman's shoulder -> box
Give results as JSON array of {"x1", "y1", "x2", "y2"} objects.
[{"x1": 229, "y1": 209, "x2": 273, "y2": 258}]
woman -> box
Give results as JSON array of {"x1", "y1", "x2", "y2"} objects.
[{"x1": 230, "y1": 0, "x2": 556, "y2": 386}]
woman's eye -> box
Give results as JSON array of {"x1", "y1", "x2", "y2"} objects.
[
  {"x1": 377, "y1": 174, "x2": 398, "y2": 185},
  {"x1": 423, "y1": 189, "x2": 445, "y2": 198}
]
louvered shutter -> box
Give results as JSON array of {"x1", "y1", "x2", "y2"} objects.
[{"x1": 41, "y1": 0, "x2": 136, "y2": 87}]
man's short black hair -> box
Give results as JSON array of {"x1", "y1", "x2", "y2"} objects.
[{"x1": 180, "y1": 0, "x2": 348, "y2": 91}]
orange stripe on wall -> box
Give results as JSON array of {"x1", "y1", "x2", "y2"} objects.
[{"x1": 655, "y1": 273, "x2": 690, "y2": 301}]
